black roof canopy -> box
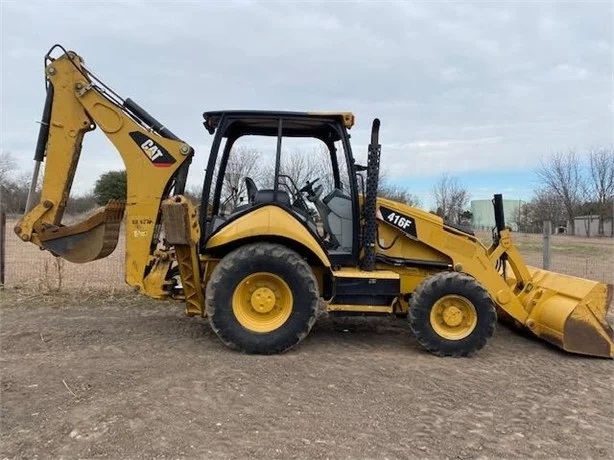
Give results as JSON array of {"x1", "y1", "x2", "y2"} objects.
[{"x1": 202, "y1": 110, "x2": 355, "y2": 141}]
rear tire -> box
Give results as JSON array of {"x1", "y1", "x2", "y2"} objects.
[
  {"x1": 205, "y1": 242, "x2": 319, "y2": 354},
  {"x1": 409, "y1": 272, "x2": 497, "y2": 357}
]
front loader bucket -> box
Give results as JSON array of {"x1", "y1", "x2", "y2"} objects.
[
  {"x1": 507, "y1": 266, "x2": 614, "y2": 358},
  {"x1": 37, "y1": 201, "x2": 125, "y2": 264}
]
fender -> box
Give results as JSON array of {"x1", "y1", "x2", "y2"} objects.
[{"x1": 205, "y1": 205, "x2": 331, "y2": 268}]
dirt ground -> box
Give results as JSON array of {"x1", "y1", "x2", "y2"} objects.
[{"x1": 1, "y1": 290, "x2": 613, "y2": 460}]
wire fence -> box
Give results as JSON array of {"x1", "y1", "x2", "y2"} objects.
[
  {"x1": 2, "y1": 216, "x2": 129, "y2": 292},
  {"x1": 473, "y1": 227, "x2": 614, "y2": 286},
  {"x1": 1, "y1": 216, "x2": 613, "y2": 293}
]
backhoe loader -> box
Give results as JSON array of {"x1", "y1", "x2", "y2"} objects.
[{"x1": 14, "y1": 45, "x2": 614, "y2": 358}]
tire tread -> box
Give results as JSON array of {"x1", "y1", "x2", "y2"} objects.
[
  {"x1": 205, "y1": 242, "x2": 319, "y2": 354},
  {"x1": 409, "y1": 272, "x2": 497, "y2": 357}
]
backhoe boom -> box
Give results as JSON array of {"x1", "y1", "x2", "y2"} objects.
[{"x1": 14, "y1": 45, "x2": 195, "y2": 295}]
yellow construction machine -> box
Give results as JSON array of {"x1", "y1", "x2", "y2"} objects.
[{"x1": 14, "y1": 45, "x2": 614, "y2": 358}]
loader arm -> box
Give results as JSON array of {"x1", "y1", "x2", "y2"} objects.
[
  {"x1": 14, "y1": 45, "x2": 194, "y2": 295},
  {"x1": 375, "y1": 196, "x2": 614, "y2": 358}
]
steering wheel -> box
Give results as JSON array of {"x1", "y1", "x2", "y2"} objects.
[
  {"x1": 306, "y1": 184, "x2": 323, "y2": 203},
  {"x1": 299, "y1": 178, "x2": 321, "y2": 196}
]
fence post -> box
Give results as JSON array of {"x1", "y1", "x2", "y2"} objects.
[
  {"x1": 542, "y1": 220, "x2": 551, "y2": 270},
  {"x1": 0, "y1": 206, "x2": 5, "y2": 289}
]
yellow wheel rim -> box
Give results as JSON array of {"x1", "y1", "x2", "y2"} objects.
[
  {"x1": 429, "y1": 294, "x2": 478, "y2": 340},
  {"x1": 232, "y1": 272, "x2": 293, "y2": 333}
]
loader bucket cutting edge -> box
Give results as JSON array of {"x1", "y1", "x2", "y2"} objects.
[
  {"x1": 38, "y1": 201, "x2": 125, "y2": 264},
  {"x1": 506, "y1": 265, "x2": 614, "y2": 358}
]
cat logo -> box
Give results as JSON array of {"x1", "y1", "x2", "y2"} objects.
[
  {"x1": 140, "y1": 139, "x2": 164, "y2": 161},
  {"x1": 128, "y1": 131, "x2": 176, "y2": 167}
]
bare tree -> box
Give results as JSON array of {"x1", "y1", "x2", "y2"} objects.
[
  {"x1": 378, "y1": 180, "x2": 421, "y2": 206},
  {"x1": 216, "y1": 142, "x2": 421, "y2": 212},
  {"x1": 217, "y1": 146, "x2": 264, "y2": 209},
  {"x1": 523, "y1": 188, "x2": 566, "y2": 233},
  {"x1": 378, "y1": 168, "x2": 421, "y2": 207},
  {"x1": 432, "y1": 173, "x2": 470, "y2": 224},
  {"x1": 183, "y1": 184, "x2": 203, "y2": 207},
  {"x1": 261, "y1": 145, "x2": 346, "y2": 198},
  {"x1": 1, "y1": 152, "x2": 29, "y2": 213},
  {"x1": 1, "y1": 152, "x2": 75, "y2": 215},
  {"x1": 535, "y1": 149, "x2": 585, "y2": 234},
  {"x1": 0, "y1": 169, "x2": 36, "y2": 213},
  {"x1": 0, "y1": 152, "x2": 16, "y2": 187},
  {"x1": 311, "y1": 145, "x2": 344, "y2": 193},
  {"x1": 277, "y1": 147, "x2": 322, "y2": 192},
  {"x1": 584, "y1": 147, "x2": 614, "y2": 236},
  {"x1": 271, "y1": 143, "x2": 416, "y2": 205}
]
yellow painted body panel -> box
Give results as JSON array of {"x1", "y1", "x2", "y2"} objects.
[{"x1": 206, "y1": 206, "x2": 331, "y2": 268}]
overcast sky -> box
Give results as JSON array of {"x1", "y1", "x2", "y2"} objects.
[{"x1": 1, "y1": 0, "x2": 612, "y2": 209}]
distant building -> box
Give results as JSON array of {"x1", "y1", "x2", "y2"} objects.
[
  {"x1": 471, "y1": 199, "x2": 524, "y2": 231},
  {"x1": 571, "y1": 215, "x2": 613, "y2": 237}
]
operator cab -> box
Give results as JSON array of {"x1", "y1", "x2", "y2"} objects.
[{"x1": 199, "y1": 110, "x2": 360, "y2": 265}]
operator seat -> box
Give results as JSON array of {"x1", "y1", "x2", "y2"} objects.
[
  {"x1": 229, "y1": 177, "x2": 259, "y2": 215},
  {"x1": 253, "y1": 189, "x2": 292, "y2": 207},
  {"x1": 245, "y1": 177, "x2": 258, "y2": 204}
]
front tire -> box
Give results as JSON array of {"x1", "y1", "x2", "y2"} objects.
[
  {"x1": 205, "y1": 242, "x2": 319, "y2": 354},
  {"x1": 409, "y1": 272, "x2": 497, "y2": 357}
]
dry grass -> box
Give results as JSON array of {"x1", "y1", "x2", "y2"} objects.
[
  {"x1": 3, "y1": 218, "x2": 129, "y2": 292},
  {"x1": 2, "y1": 219, "x2": 613, "y2": 294}
]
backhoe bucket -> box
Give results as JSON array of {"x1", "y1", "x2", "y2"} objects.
[
  {"x1": 37, "y1": 201, "x2": 125, "y2": 264},
  {"x1": 507, "y1": 266, "x2": 614, "y2": 358}
]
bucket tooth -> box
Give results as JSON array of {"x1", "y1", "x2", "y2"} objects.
[{"x1": 38, "y1": 200, "x2": 125, "y2": 263}]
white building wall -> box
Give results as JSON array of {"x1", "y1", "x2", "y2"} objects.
[
  {"x1": 573, "y1": 216, "x2": 613, "y2": 236},
  {"x1": 471, "y1": 199, "x2": 523, "y2": 231}
]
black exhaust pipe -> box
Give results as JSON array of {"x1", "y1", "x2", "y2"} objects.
[
  {"x1": 492, "y1": 193, "x2": 509, "y2": 274},
  {"x1": 493, "y1": 193, "x2": 506, "y2": 232},
  {"x1": 361, "y1": 118, "x2": 381, "y2": 272}
]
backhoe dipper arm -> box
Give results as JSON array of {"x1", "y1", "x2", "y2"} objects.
[{"x1": 14, "y1": 45, "x2": 194, "y2": 293}]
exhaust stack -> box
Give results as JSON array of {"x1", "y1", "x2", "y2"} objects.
[{"x1": 361, "y1": 118, "x2": 381, "y2": 271}]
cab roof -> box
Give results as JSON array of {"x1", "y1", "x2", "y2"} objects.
[{"x1": 202, "y1": 110, "x2": 355, "y2": 140}]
